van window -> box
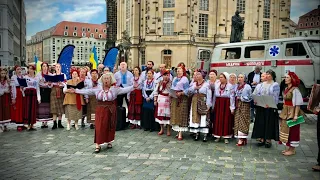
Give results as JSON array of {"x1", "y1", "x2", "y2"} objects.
[
  {"x1": 285, "y1": 42, "x2": 307, "y2": 56},
  {"x1": 244, "y1": 46, "x2": 265, "y2": 58},
  {"x1": 199, "y1": 50, "x2": 211, "y2": 61},
  {"x1": 220, "y1": 48, "x2": 241, "y2": 60}
]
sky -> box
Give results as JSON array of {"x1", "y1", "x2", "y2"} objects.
[
  {"x1": 25, "y1": 0, "x2": 319, "y2": 40},
  {"x1": 25, "y1": 0, "x2": 106, "y2": 40}
]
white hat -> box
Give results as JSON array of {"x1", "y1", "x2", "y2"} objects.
[{"x1": 222, "y1": 72, "x2": 230, "y2": 81}]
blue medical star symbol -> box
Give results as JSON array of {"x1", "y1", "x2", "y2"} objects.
[{"x1": 269, "y1": 45, "x2": 280, "y2": 57}]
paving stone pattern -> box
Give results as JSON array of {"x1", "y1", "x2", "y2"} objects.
[{"x1": 0, "y1": 114, "x2": 319, "y2": 180}]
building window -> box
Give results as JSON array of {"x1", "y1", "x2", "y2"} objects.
[
  {"x1": 103, "y1": 29, "x2": 106, "y2": 33},
  {"x1": 74, "y1": 26, "x2": 77, "y2": 31},
  {"x1": 263, "y1": 21, "x2": 270, "y2": 40},
  {"x1": 237, "y1": 0, "x2": 246, "y2": 14},
  {"x1": 64, "y1": 31, "x2": 68, "y2": 36},
  {"x1": 163, "y1": 11, "x2": 175, "y2": 35},
  {"x1": 65, "y1": 26, "x2": 68, "y2": 30},
  {"x1": 263, "y1": 0, "x2": 270, "y2": 18},
  {"x1": 199, "y1": 50, "x2": 211, "y2": 61},
  {"x1": 87, "y1": 28, "x2": 90, "y2": 32},
  {"x1": 82, "y1": 27, "x2": 85, "y2": 31},
  {"x1": 126, "y1": 0, "x2": 131, "y2": 35},
  {"x1": 73, "y1": 32, "x2": 77, "y2": 36},
  {"x1": 63, "y1": 39, "x2": 65, "y2": 44},
  {"x1": 95, "y1": 28, "x2": 98, "y2": 33},
  {"x1": 300, "y1": 23, "x2": 303, "y2": 27},
  {"x1": 306, "y1": 18, "x2": 309, "y2": 22},
  {"x1": 317, "y1": 22, "x2": 319, "y2": 25},
  {"x1": 310, "y1": 31, "x2": 313, "y2": 35},
  {"x1": 299, "y1": 32, "x2": 302, "y2": 36},
  {"x1": 198, "y1": 14, "x2": 208, "y2": 37},
  {"x1": 82, "y1": 32, "x2": 86, "y2": 37},
  {"x1": 306, "y1": 23, "x2": 308, "y2": 26},
  {"x1": 90, "y1": 33, "x2": 94, "y2": 38},
  {"x1": 199, "y1": 0, "x2": 209, "y2": 11},
  {"x1": 164, "y1": 0, "x2": 175, "y2": 8},
  {"x1": 316, "y1": 30, "x2": 319, "y2": 35},
  {"x1": 140, "y1": 49, "x2": 145, "y2": 65},
  {"x1": 99, "y1": 34, "x2": 102, "y2": 38},
  {"x1": 311, "y1": 22, "x2": 314, "y2": 26}
]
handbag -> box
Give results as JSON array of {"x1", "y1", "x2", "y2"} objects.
[
  {"x1": 197, "y1": 93, "x2": 207, "y2": 115},
  {"x1": 286, "y1": 116, "x2": 305, "y2": 127}
]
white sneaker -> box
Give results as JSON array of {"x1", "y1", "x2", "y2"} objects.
[
  {"x1": 66, "y1": 124, "x2": 70, "y2": 131},
  {"x1": 75, "y1": 124, "x2": 79, "y2": 130}
]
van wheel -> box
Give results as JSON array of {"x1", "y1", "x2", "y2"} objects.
[{"x1": 280, "y1": 80, "x2": 307, "y2": 98}]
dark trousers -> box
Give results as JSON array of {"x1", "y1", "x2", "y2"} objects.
[
  {"x1": 117, "y1": 94, "x2": 129, "y2": 108},
  {"x1": 317, "y1": 112, "x2": 320, "y2": 165}
]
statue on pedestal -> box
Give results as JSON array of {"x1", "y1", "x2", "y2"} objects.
[{"x1": 230, "y1": 10, "x2": 245, "y2": 43}]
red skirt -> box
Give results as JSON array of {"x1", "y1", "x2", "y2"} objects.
[
  {"x1": 0, "y1": 93, "x2": 11, "y2": 123},
  {"x1": 11, "y1": 87, "x2": 23, "y2": 125},
  {"x1": 94, "y1": 101, "x2": 117, "y2": 145},
  {"x1": 23, "y1": 89, "x2": 38, "y2": 125},
  {"x1": 127, "y1": 89, "x2": 142, "y2": 121},
  {"x1": 280, "y1": 124, "x2": 300, "y2": 147},
  {"x1": 213, "y1": 97, "x2": 233, "y2": 138}
]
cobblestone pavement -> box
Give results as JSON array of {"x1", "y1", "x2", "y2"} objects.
[{"x1": 0, "y1": 114, "x2": 319, "y2": 180}]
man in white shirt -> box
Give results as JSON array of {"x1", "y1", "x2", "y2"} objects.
[
  {"x1": 154, "y1": 64, "x2": 172, "y2": 85},
  {"x1": 247, "y1": 65, "x2": 262, "y2": 122},
  {"x1": 114, "y1": 62, "x2": 133, "y2": 107},
  {"x1": 140, "y1": 61, "x2": 154, "y2": 82}
]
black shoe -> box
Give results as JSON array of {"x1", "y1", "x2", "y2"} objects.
[
  {"x1": 28, "y1": 128, "x2": 37, "y2": 131},
  {"x1": 72, "y1": 124, "x2": 75, "y2": 127},
  {"x1": 194, "y1": 133, "x2": 199, "y2": 141},
  {"x1": 257, "y1": 141, "x2": 265, "y2": 147},
  {"x1": 58, "y1": 120, "x2": 64, "y2": 128},
  {"x1": 52, "y1": 121, "x2": 57, "y2": 130},
  {"x1": 41, "y1": 125, "x2": 45, "y2": 129},
  {"x1": 265, "y1": 142, "x2": 272, "y2": 148},
  {"x1": 144, "y1": 129, "x2": 149, "y2": 131},
  {"x1": 90, "y1": 124, "x2": 94, "y2": 129}
]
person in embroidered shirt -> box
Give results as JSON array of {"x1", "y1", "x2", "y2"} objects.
[
  {"x1": 154, "y1": 70, "x2": 172, "y2": 136},
  {"x1": 212, "y1": 72, "x2": 235, "y2": 144},
  {"x1": 233, "y1": 73, "x2": 252, "y2": 146},
  {"x1": 49, "y1": 63, "x2": 66, "y2": 130},
  {"x1": 140, "y1": 61, "x2": 154, "y2": 82},
  {"x1": 141, "y1": 69, "x2": 157, "y2": 132},
  {"x1": 0, "y1": 68, "x2": 11, "y2": 132},
  {"x1": 86, "y1": 69, "x2": 100, "y2": 129},
  {"x1": 10, "y1": 65, "x2": 24, "y2": 131},
  {"x1": 188, "y1": 70, "x2": 212, "y2": 142},
  {"x1": 36, "y1": 62, "x2": 52, "y2": 129},
  {"x1": 127, "y1": 66, "x2": 143, "y2": 129},
  {"x1": 251, "y1": 69, "x2": 280, "y2": 148},
  {"x1": 279, "y1": 71, "x2": 303, "y2": 156},
  {"x1": 170, "y1": 65, "x2": 190, "y2": 141},
  {"x1": 114, "y1": 62, "x2": 133, "y2": 108},
  {"x1": 23, "y1": 65, "x2": 41, "y2": 131},
  {"x1": 74, "y1": 72, "x2": 133, "y2": 153}
]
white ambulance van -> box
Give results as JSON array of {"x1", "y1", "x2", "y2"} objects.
[{"x1": 210, "y1": 37, "x2": 320, "y2": 100}]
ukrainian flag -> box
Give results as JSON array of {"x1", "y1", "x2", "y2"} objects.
[
  {"x1": 89, "y1": 46, "x2": 98, "y2": 69},
  {"x1": 34, "y1": 55, "x2": 41, "y2": 73}
]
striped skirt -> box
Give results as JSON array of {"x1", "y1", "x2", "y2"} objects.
[
  {"x1": 23, "y1": 89, "x2": 38, "y2": 125},
  {"x1": 170, "y1": 95, "x2": 189, "y2": 132}
]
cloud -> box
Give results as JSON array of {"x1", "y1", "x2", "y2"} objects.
[
  {"x1": 60, "y1": 6, "x2": 104, "y2": 22},
  {"x1": 25, "y1": 0, "x2": 60, "y2": 23},
  {"x1": 290, "y1": 0, "x2": 320, "y2": 23}
]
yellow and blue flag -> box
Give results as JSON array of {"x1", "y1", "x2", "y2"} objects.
[
  {"x1": 89, "y1": 46, "x2": 98, "y2": 69},
  {"x1": 34, "y1": 55, "x2": 41, "y2": 73}
]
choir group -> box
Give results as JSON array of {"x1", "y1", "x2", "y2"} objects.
[{"x1": 0, "y1": 61, "x2": 309, "y2": 156}]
